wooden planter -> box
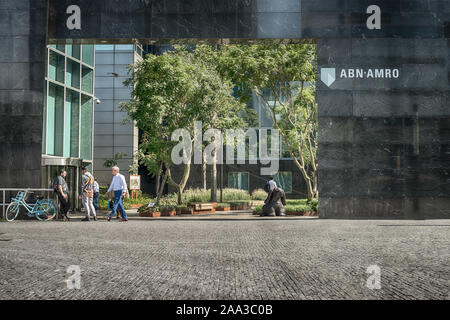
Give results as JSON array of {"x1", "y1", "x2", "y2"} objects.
[
  {"x1": 130, "y1": 204, "x2": 144, "y2": 209},
  {"x1": 193, "y1": 208, "x2": 216, "y2": 215},
  {"x1": 161, "y1": 210, "x2": 177, "y2": 217},
  {"x1": 178, "y1": 208, "x2": 194, "y2": 215},
  {"x1": 216, "y1": 207, "x2": 231, "y2": 212},
  {"x1": 285, "y1": 211, "x2": 318, "y2": 216},
  {"x1": 139, "y1": 211, "x2": 161, "y2": 217}
]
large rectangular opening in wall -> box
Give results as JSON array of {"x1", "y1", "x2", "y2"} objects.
[{"x1": 45, "y1": 38, "x2": 319, "y2": 216}]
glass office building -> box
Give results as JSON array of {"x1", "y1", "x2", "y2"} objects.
[
  {"x1": 41, "y1": 44, "x2": 95, "y2": 209},
  {"x1": 93, "y1": 44, "x2": 143, "y2": 185}
]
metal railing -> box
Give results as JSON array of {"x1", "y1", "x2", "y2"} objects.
[{"x1": 1, "y1": 188, "x2": 56, "y2": 219}]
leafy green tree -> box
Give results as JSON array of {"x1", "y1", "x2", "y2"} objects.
[
  {"x1": 180, "y1": 45, "x2": 246, "y2": 202},
  {"x1": 216, "y1": 44, "x2": 318, "y2": 201},
  {"x1": 123, "y1": 47, "x2": 245, "y2": 204},
  {"x1": 103, "y1": 152, "x2": 127, "y2": 169}
]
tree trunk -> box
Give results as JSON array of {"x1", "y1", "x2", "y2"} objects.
[
  {"x1": 166, "y1": 142, "x2": 193, "y2": 205},
  {"x1": 202, "y1": 150, "x2": 207, "y2": 190},
  {"x1": 210, "y1": 150, "x2": 217, "y2": 202},
  {"x1": 155, "y1": 163, "x2": 162, "y2": 196},
  {"x1": 156, "y1": 169, "x2": 168, "y2": 205},
  {"x1": 177, "y1": 186, "x2": 183, "y2": 205}
]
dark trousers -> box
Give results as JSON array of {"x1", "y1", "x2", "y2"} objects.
[
  {"x1": 93, "y1": 192, "x2": 100, "y2": 210},
  {"x1": 57, "y1": 192, "x2": 71, "y2": 217}
]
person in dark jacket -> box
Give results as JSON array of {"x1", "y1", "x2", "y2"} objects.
[
  {"x1": 261, "y1": 187, "x2": 287, "y2": 217},
  {"x1": 54, "y1": 170, "x2": 71, "y2": 221}
]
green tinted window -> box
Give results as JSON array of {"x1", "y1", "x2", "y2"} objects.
[
  {"x1": 66, "y1": 44, "x2": 81, "y2": 60},
  {"x1": 80, "y1": 95, "x2": 93, "y2": 160},
  {"x1": 81, "y1": 66, "x2": 93, "y2": 94},
  {"x1": 64, "y1": 90, "x2": 80, "y2": 158},
  {"x1": 66, "y1": 60, "x2": 80, "y2": 89},
  {"x1": 42, "y1": 84, "x2": 47, "y2": 154},
  {"x1": 228, "y1": 172, "x2": 249, "y2": 191},
  {"x1": 82, "y1": 45, "x2": 94, "y2": 66},
  {"x1": 274, "y1": 172, "x2": 292, "y2": 193},
  {"x1": 47, "y1": 83, "x2": 64, "y2": 156},
  {"x1": 49, "y1": 50, "x2": 65, "y2": 83}
]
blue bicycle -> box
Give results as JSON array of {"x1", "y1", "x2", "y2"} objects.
[{"x1": 5, "y1": 191, "x2": 57, "y2": 222}]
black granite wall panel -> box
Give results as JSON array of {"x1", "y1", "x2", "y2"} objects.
[
  {"x1": 0, "y1": 0, "x2": 47, "y2": 188},
  {"x1": 1, "y1": 0, "x2": 449, "y2": 218}
]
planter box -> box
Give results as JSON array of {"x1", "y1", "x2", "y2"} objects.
[
  {"x1": 231, "y1": 205, "x2": 249, "y2": 210},
  {"x1": 216, "y1": 207, "x2": 231, "y2": 211},
  {"x1": 188, "y1": 203, "x2": 215, "y2": 211},
  {"x1": 139, "y1": 211, "x2": 161, "y2": 217},
  {"x1": 130, "y1": 204, "x2": 144, "y2": 209},
  {"x1": 229, "y1": 202, "x2": 251, "y2": 210},
  {"x1": 193, "y1": 208, "x2": 216, "y2": 215},
  {"x1": 178, "y1": 208, "x2": 194, "y2": 215},
  {"x1": 161, "y1": 210, "x2": 176, "y2": 217},
  {"x1": 285, "y1": 211, "x2": 318, "y2": 216}
]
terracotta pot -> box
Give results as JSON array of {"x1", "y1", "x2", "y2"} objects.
[
  {"x1": 216, "y1": 207, "x2": 231, "y2": 211},
  {"x1": 179, "y1": 208, "x2": 194, "y2": 215},
  {"x1": 285, "y1": 211, "x2": 302, "y2": 216},
  {"x1": 139, "y1": 211, "x2": 161, "y2": 217},
  {"x1": 161, "y1": 210, "x2": 176, "y2": 217},
  {"x1": 193, "y1": 208, "x2": 216, "y2": 214}
]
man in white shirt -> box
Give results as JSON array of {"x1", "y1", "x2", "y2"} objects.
[
  {"x1": 268, "y1": 177, "x2": 277, "y2": 191},
  {"x1": 106, "y1": 166, "x2": 128, "y2": 222}
]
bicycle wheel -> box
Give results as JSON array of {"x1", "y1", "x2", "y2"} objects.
[
  {"x1": 35, "y1": 201, "x2": 57, "y2": 221},
  {"x1": 5, "y1": 202, "x2": 20, "y2": 222}
]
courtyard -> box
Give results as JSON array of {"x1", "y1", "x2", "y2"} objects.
[{"x1": 0, "y1": 215, "x2": 448, "y2": 300}]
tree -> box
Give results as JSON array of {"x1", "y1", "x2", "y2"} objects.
[
  {"x1": 103, "y1": 152, "x2": 127, "y2": 168},
  {"x1": 122, "y1": 53, "x2": 202, "y2": 205},
  {"x1": 123, "y1": 47, "x2": 245, "y2": 205},
  {"x1": 180, "y1": 45, "x2": 246, "y2": 202},
  {"x1": 216, "y1": 43, "x2": 318, "y2": 201}
]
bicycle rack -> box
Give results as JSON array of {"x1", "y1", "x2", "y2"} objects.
[{"x1": 1, "y1": 188, "x2": 56, "y2": 220}]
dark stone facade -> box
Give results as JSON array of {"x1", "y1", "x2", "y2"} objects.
[
  {"x1": 0, "y1": 0, "x2": 47, "y2": 188},
  {"x1": 1, "y1": 0, "x2": 449, "y2": 218}
]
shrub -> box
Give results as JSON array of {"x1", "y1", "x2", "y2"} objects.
[
  {"x1": 216, "y1": 203, "x2": 231, "y2": 208},
  {"x1": 182, "y1": 188, "x2": 211, "y2": 203},
  {"x1": 253, "y1": 199, "x2": 318, "y2": 214},
  {"x1": 251, "y1": 189, "x2": 267, "y2": 200},
  {"x1": 221, "y1": 189, "x2": 251, "y2": 201},
  {"x1": 285, "y1": 204, "x2": 312, "y2": 213}
]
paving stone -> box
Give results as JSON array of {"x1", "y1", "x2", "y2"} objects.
[{"x1": 0, "y1": 217, "x2": 449, "y2": 300}]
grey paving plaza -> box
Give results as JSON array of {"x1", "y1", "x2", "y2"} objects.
[{"x1": 0, "y1": 214, "x2": 449, "y2": 300}]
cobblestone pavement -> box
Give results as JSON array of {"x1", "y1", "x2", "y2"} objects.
[{"x1": 0, "y1": 215, "x2": 449, "y2": 300}]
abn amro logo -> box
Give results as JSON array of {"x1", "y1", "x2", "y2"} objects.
[{"x1": 320, "y1": 68, "x2": 336, "y2": 87}]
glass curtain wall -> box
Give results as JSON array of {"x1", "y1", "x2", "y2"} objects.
[{"x1": 42, "y1": 44, "x2": 95, "y2": 161}]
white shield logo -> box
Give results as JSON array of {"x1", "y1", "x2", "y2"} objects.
[{"x1": 321, "y1": 68, "x2": 336, "y2": 87}]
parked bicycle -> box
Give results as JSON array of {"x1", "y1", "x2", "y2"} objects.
[{"x1": 5, "y1": 191, "x2": 57, "y2": 222}]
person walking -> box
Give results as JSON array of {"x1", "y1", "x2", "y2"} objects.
[
  {"x1": 93, "y1": 179, "x2": 100, "y2": 211},
  {"x1": 106, "y1": 166, "x2": 128, "y2": 222},
  {"x1": 54, "y1": 170, "x2": 71, "y2": 221},
  {"x1": 79, "y1": 166, "x2": 97, "y2": 222}
]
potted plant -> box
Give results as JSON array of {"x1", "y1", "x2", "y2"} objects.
[
  {"x1": 161, "y1": 205, "x2": 177, "y2": 217},
  {"x1": 138, "y1": 204, "x2": 161, "y2": 217},
  {"x1": 216, "y1": 203, "x2": 231, "y2": 211}
]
